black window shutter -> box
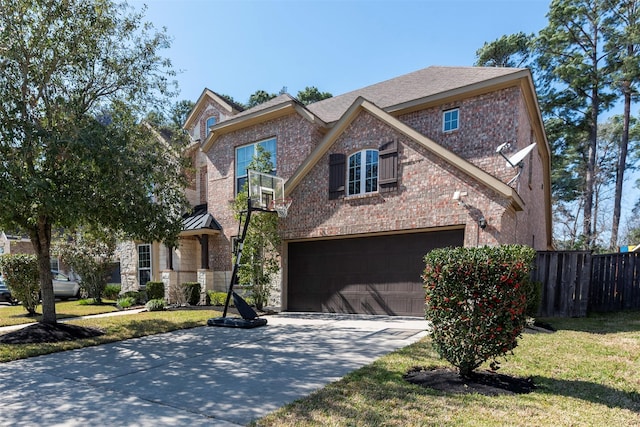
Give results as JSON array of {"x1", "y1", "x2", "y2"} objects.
[
  {"x1": 379, "y1": 140, "x2": 398, "y2": 193},
  {"x1": 328, "y1": 153, "x2": 345, "y2": 200}
]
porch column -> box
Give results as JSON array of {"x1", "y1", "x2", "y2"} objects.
[
  {"x1": 166, "y1": 245, "x2": 173, "y2": 270},
  {"x1": 199, "y1": 234, "x2": 209, "y2": 270},
  {"x1": 161, "y1": 269, "x2": 178, "y2": 303}
]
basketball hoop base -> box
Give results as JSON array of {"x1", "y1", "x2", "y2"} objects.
[{"x1": 207, "y1": 316, "x2": 267, "y2": 328}]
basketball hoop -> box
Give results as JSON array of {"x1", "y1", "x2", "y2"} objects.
[{"x1": 269, "y1": 198, "x2": 293, "y2": 218}]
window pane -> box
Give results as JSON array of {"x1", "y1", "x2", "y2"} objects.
[
  {"x1": 365, "y1": 150, "x2": 378, "y2": 193},
  {"x1": 237, "y1": 176, "x2": 248, "y2": 193},
  {"x1": 444, "y1": 109, "x2": 459, "y2": 131},
  {"x1": 139, "y1": 270, "x2": 151, "y2": 287},
  {"x1": 348, "y1": 152, "x2": 361, "y2": 195},
  {"x1": 259, "y1": 138, "x2": 277, "y2": 172},
  {"x1": 206, "y1": 116, "x2": 216, "y2": 137},
  {"x1": 236, "y1": 145, "x2": 253, "y2": 178}
]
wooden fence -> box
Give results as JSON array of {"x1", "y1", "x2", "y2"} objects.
[{"x1": 532, "y1": 251, "x2": 640, "y2": 317}]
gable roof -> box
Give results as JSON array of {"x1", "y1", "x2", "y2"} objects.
[
  {"x1": 183, "y1": 88, "x2": 244, "y2": 130},
  {"x1": 286, "y1": 96, "x2": 526, "y2": 212},
  {"x1": 201, "y1": 94, "x2": 326, "y2": 152},
  {"x1": 306, "y1": 66, "x2": 527, "y2": 123}
]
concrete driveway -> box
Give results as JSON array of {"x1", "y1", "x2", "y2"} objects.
[{"x1": 0, "y1": 313, "x2": 429, "y2": 426}]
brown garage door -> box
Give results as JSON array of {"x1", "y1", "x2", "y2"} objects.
[{"x1": 287, "y1": 229, "x2": 464, "y2": 317}]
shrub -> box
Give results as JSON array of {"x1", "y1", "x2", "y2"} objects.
[
  {"x1": 423, "y1": 244, "x2": 536, "y2": 377},
  {"x1": 0, "y1": 254, "x2": 40, "y2": 315},
  {"x1": 103, "y1": 284, "x2": 121, "y2": 300},
  {"x1": 56, "y1": 229, "x2": 116, "y2": 303},
  {"x1": 145, "y1": 298, "x2": 166, "y2": 311},
  {"x1": 208, "y1": 291, "x2": 228, "y2": 306},
  {"x1": 116, "y1": 296, "x2": 137, "y2": 309},
  {"x1": 182, "y1": 282, "x2": 201, "y2": 306},
  {"x1": 121, "y1": 290, "x2": 146, "y2": 305},
  {"x1": 146, "y1": 281, "x2": 165, "y2": 300}
]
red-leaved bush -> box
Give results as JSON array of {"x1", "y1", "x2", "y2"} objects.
[{"x1": 423, "y1": 245, "x2": 536, "y2": 377}]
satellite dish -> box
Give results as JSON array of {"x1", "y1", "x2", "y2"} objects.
[
  {"x1": 495, "y1": 142, "x2": 537, "y2": 185},
  {"x1": 495, "y1": 142, "x2": 510, "y2": 153},
  {"x1": 506, "y1": 143, "x2": 537, "y2": 168}
]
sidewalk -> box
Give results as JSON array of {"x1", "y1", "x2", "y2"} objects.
[{"x1": 0, "y1": 312, "x2": 429, "y2": 426}]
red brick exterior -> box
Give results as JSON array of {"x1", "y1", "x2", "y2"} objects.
[
  {"x1": 205, "y1": 113, "x2": 325, "y2": 271},
  {"x1": 185, "y1": 85, "x2": 549, "y2": 276}
]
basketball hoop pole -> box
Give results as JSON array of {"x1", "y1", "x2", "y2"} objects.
[
  {"x1": 221, "y1": 198, "x2": 252, "y2": 318},
  {"x1": 208, "y1": 196, "x2": 266, "y2": 328}
]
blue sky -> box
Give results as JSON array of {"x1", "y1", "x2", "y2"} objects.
[{"x1": 133, "y1": 0, "x2": 551, "y2": 104}]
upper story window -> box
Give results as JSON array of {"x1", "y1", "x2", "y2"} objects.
[
  {"x1": 348, "y1": 149, "x2": 378, "y2": 196},
  {"x1": 235, "y1": 137, "x2": 277, "y2": 193},
  {"x1": 205, "y1": 116, "x2": 217, "y2": 137},
  {"x1": 443, "y1": 108, "x2": 459, "y2": 132}
]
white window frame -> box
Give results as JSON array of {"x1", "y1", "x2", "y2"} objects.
[
  {"x1": 137, "y1": 244, "x2": 152, "y2": 288},
  {"x1": 235, "y1": 137, "x2": 277, "y2": 194},
  {"x1": 443, "y1": 108, "x2": 459, "y2": 132},
  {"x1": 347, "y1": 149, "x2": 379, "y2": 196},
  {"x1": 205, "y1": 116, "x2": 216, "y2": 137}
]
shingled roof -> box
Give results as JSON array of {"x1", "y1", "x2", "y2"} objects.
[{"x1": 306, "y1": 66, "x2": 526, "y2": 123}]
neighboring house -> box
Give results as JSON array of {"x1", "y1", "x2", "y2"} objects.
[
  {"x1": 0, "y1": 231, "x2": 72, "y2": 276},
  {"x1": 127, "y1": 66, "x2": 553, "y2": 317}
]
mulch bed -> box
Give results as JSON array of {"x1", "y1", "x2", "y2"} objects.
[
  {"x1": 0, "y1": 323, "x2": 104, "y2": 344},
  {"x1": 404, "y1": 366, "x2": 536, "y2": 396}
]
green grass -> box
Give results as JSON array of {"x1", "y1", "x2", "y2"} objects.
[
  {"x1": 2, "y1": 302, "x2": 639, "y2": 426},
  {"x1": 252, "y1": 311, "x2": 640, "y2": 427},
  {"x1": 0, "y1": 299, "x2": 120, "y2": 326},
  {"x1": 0, "y1": 307, "x2": 221, "y2": 362}
]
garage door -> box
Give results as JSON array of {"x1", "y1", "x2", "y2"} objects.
[{"x1": 287, "y1": 229, "x2": 464, "y2": 317}]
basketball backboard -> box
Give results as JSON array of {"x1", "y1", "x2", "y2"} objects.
[{"x1": 247, "y1": 169, "x2": 285, "y2": 211}]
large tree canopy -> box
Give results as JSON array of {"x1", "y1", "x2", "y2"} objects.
[{"x1": 0, "y1": 0, "x2": 187, "y2": 323}]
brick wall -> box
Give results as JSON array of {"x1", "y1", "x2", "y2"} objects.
[
  {"x1": 282, "y1": 110, "x2": 514, "y2": 247},
  {"x1": 205, "y1": 112, "x2": 325, "y2": 271},
  {"x1": 398, "y1": 86, "x2": 523, "y2": 184}
]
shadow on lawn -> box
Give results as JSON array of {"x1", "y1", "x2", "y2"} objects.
[
  {"x1": 539, "y1": 310, "x2": 640, "y2": 334},
  {"x1": 536, "y1": 376, "x2": 640, "y2": 413}
]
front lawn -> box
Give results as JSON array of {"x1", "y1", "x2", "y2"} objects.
[
  {"x1": 253, "y1": 311, "x2": 640, "y2": 426},
  {"x1": 0, "y1": 299, "x2": 120, "y2": 327},
  {"x1": 0, "y1": 308, "x2": 220, "y2": 362}
]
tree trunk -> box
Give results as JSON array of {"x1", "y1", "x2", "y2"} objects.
[
  {"x1": 583, "y1": 75, "x2": 600, "y2": 250},
  {"x1": 610, "y1": 85, "x2": 632, "y2": 251},
  {"x1": 29, "y1": 215, "x2": 56, "y2": 324}
]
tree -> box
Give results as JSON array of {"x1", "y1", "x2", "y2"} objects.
[
  {"x1": 232, "y1": 146, "x2": 281, "y2": 311},
  {"x1": 170, "y1": 100, "x2": 196, "y2": 130},
  {"x1": 247, "y1": 90, "x2": 277, "y2": 108},
  {"x1": 603, "y1": 0, "x2": 640, "y2": 250},
  {"x1": 296, "y1": 86, "x2": 333, "y2": 105},
  {"x1": 474, "y1": 32, "x2": 534, "y2": 67},
  {"x1": 535, "y1": 0, "x2": 617, "y2": 249},
  {"x1": 0, "y1": 0, "x2": 187, "y2": 324},
  {"x1": 56, "y1": 228, "x2": 117, "y2": 303}
]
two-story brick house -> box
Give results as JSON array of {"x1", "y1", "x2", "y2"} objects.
[{"x1": 128, "y1": 66, "x2": 551, "y2": 317}]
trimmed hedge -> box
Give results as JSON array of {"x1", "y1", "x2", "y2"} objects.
[
  {"x1": 146, "y1": 281, "x2": 164, "y2": 300},
  {"x1": 423, "y1": 244, "x2": 536, "y2": 377}
]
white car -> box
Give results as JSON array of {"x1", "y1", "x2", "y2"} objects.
[{"x1": 52, "y1": 271, "x2": 81, "y2": 300}]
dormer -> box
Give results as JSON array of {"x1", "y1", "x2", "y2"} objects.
[{"x1": 183, "y1": 89, "x2": 244, "y2": 142}]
